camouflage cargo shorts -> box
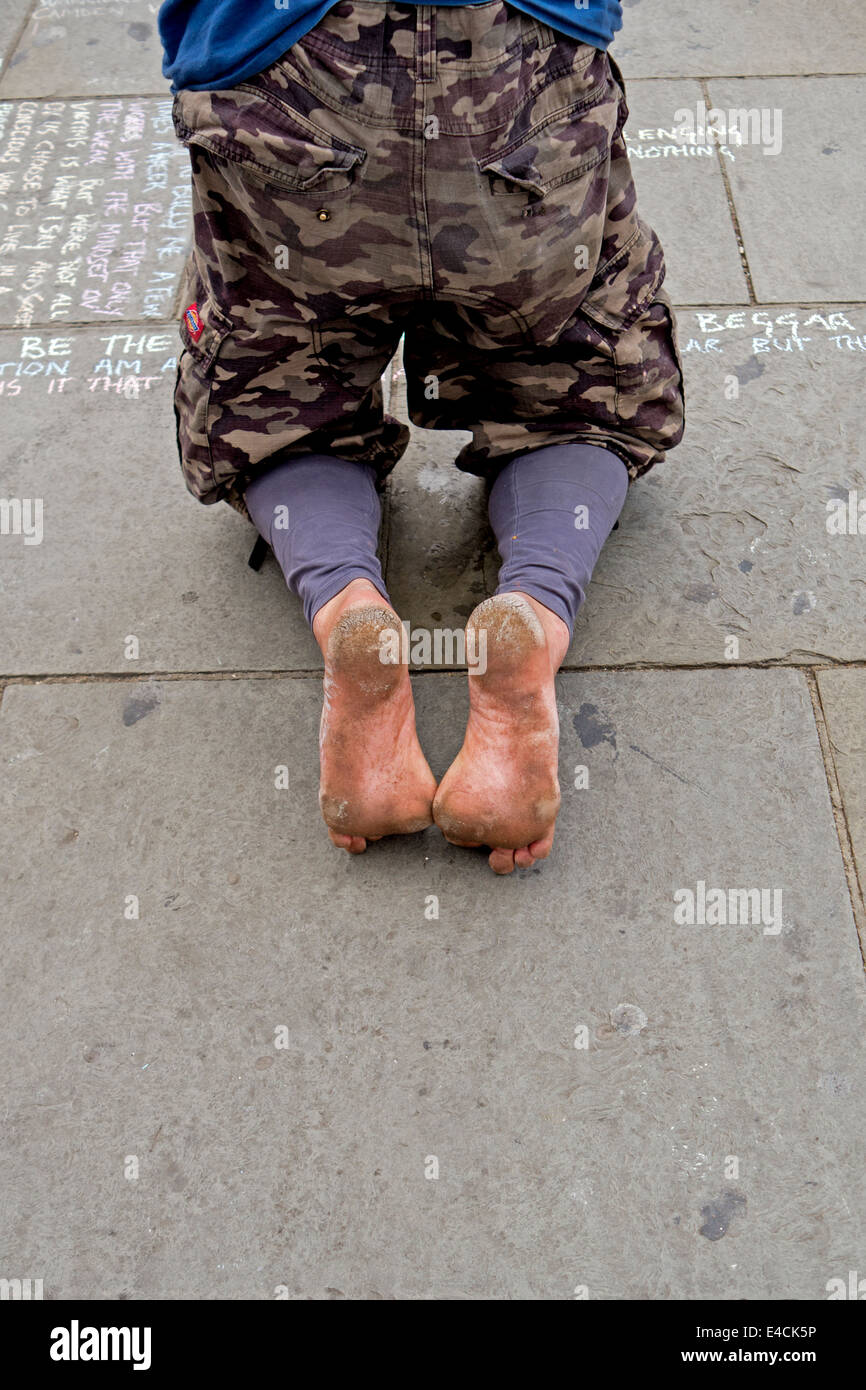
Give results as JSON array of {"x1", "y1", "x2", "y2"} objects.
[{"x1": 171, "y1": 0, "x2": 685, "y2": 519}]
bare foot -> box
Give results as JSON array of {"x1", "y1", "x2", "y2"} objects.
[
  {"x1": 313, "y1": 579, "x2": 437, "y2": 854},
  {"x1": 432, "y1": 592, "x2": 570, "y2": 874}
]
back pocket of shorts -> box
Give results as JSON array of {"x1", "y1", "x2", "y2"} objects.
[
  {"x1": 476, "y1": 64, "x2": 619, "y2": 206},
  {"x1": 172, "y1": 86, "x2": 366, "y2": 195}
]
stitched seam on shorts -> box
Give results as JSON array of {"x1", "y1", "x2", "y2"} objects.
[
  {"x1": 309, "y1": 326, "x2": 381, "y2": 400},
  {"x1": 203, "y1": 377, "x2": 219, "y2": 488},
  {"x1": 539, "y1": 143, "x2": 611, "y2": 194},
  {"x1": 183, "y1": 129, "x2": 362, "y2": 192},
  {"x1": 612, "y1": 303, "x2": 683, "y2": 429},
  {"x1": 433, "y1": 34, "x2": 587, "y2": 72},
  {"x1": 266, "y1": 71, "x2": 419, "y2": 130},
  {"x1": 235, "y1": 82, "x2": 367, "y2": 156},
  {"x1": 417, "y1": 93, "x2": 434, "y2": 291},
  {"x1": 441, "y1": 39, "x2": 597, "y2": 73},
  {"x1": 182, "y1": 303, "x2": 228, "y2": 491},
  {"x1": 476, "y1": 79, "x2": 612, "y2": 169},
  {"x1": 178, "y1": 123, "x2": 335, "y2": 190},
  {"x1": 173, "y1": 352, "x2": 186, "y2": 472},
  {"x1": 581, "y1": 227, "x2": 665, "y2": 333},
  {"x1": 592, "y1": 223, "x2": 643, "y2": 294},
  {"x1": 297, "y1": 32, "x2": 527, "y2": 68},
  {"x1": 528, "y1": 17, "x2": 559, "y2": 51},
  {"x1": 269, "y1": 61, "x2": 599, "y2": 133},
  {"x1": 613, "y1": 347, "x2": 626, "y2": 418},
  {"x1": 660, "y1": 299, "x2": 687, "y2": 439},
  {"x1": 294, "y1": 27, "x2": 595, "y2": 73},
  {"x1": 482, "y1": 141, "x2": 610, "y2": 208},
  {"x1": 421, "y1": 287, "x2": 533, "y2": 341}
]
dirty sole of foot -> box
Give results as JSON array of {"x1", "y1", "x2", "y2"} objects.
[
  {"x1": 433, "y1": 593, "x2": 561, "y2": 851},
  {"x1": 320, "y1": 604, "x2": 434, "y2": 840}
]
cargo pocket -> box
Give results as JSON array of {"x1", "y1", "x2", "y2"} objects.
[
  {"x1": 578, "y1": 214, "x2": 666, "y2": 334},
  {"x1": 179, "y1": 281, "x2": 233, "y2": 375},
  {"x1": 578, "y1": 225, "x2": 685, "y2": 464},
  {"x1": 174, "y1": 271, "x2": 235, "y2": 505},
  {"x1": 172, "y1": 85, "x2": 366, "y2": 197},
  {"x1": 469, "y1": 56, "x2": 626, "y2": 346},
  {"x1": 476, "y1": 54, "x2": 620, "y2": 216}
]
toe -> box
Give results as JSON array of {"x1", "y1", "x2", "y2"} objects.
[
  {"x1": 329, "y1": 830, "x2": 367, "y2": 853},
  {"x1": 528, "y1": 827, "x2": 555, "y2": 861},
  {"x1": 488, "y1": 846, "x2": 516, "y2": 875},
  {"x1": 513, "y1": 846, "x2": 535, "y2": 869}
]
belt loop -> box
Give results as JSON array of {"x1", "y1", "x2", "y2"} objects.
[
  {"x1": 529, "y1": 15, "x2": 553, "y2": 51},
  {"x1": 417, "y1": 4, "x2": 436, "y2": 84}
]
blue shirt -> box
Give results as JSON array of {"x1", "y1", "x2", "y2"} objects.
[{"x1": 159, "y1": 0, "x2": 622, "y2": 92}]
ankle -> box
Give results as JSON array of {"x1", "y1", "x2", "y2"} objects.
[{"x1": 511, "y1": 592, "x2": 571, "y2": 670}]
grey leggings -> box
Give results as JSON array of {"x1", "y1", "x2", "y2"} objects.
[{"x1": 244, "y1": 442, "x2": 629, "y2": 636}]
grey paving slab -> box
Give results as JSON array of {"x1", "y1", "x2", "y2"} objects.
[
  {"x1": 0, "y1": 0, "x2": 33, "y2": 73},
  {"x1": 387, "y1": 304, "x2": 866, "y2": 666},
  {"x1": 0, "y1": 0, "x2": 166, "y2": 99},
  {"x1": 0, "y1": 97, "x2": 190, "y2": 328},
  {"x1": 817, "y1": 670, "x2": 866, "y2": 914},
  {"x1": 0, "y1": 325, "x2": 320, "y2": 675},
  {"x1": 0, "y1": 668, "x2": 863, "y2": 1299},
  {"x1": 705, "y1": 78, "x2": 866, "y2": 303},
  {"x1": 612, "y1": 0, "x2": 866, "y2": 78},
  {"x1": 622, "y1": 80, "x2": 747, "y2": 305}
]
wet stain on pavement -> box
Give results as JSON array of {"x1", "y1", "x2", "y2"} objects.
[
  {"x1": 573, "y1": 703, "x2": 616, "y2": 751},
  {"x1": 122, "y1": 689, "x2": 161, "y2": 726},
  {"x1": 699, "y1": 1192, "x2": 747, "y2": 1240}
]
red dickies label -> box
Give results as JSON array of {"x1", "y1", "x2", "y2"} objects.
[{"x1": 184, "y1": 302, "x2": 204, "y2": 341}]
